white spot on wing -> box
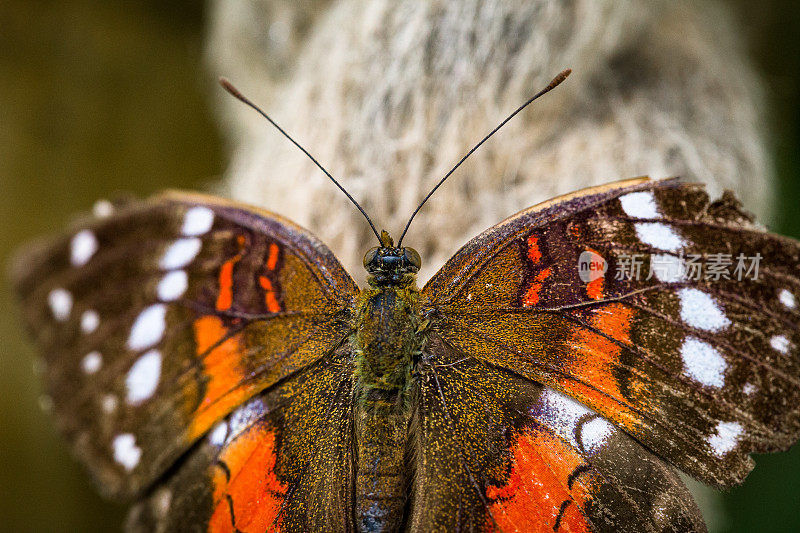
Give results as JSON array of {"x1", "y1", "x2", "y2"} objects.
[
  {"x1": 112, "y1": 433, "x2": 142, "y2": 471},
  {"x1": 80, "y1": 309, "x2": 100, "y2": 334},
  {"x1": 125, "y1": 349, "x2": 162, "y2": 405},
  {"x1": 743, "y1": 383, "x2": 756, "y2": 396},
  {"x1": 159, "y1": 238, "x2": 201, "y2": 270},
  {"x1": 680, "y1": 337, "x2": 726, "y2": 387},
  {"x1": 101, "y1": 394, "x2": 118, "y2": 414},
  {"x1": 770, "y1": 335, "x2": 791, "y2": 354},
  {"x1": 620, "y1": 191, "x2": 659, "y2": 219},
  {"x1": 228, "y1": 397, "x2": 267, "y2": 441},
  {"x1": 650, "y1": 254, "x2": 685, "y2": 283},
  {"x1": 634, "y1": 222, "x2": 684, "y2": 252},
  {"x1": 70, "y1": 230, "x2": 99, "y2": 267},
  {"x1": 153, "y1": 487, "x2": 172, "y2": 518},
  {"x1": 181, "y1": 206, "x2": 215, "y2": 236},
  {"x1": 678, "y1": 288, "x2": 731, "y2": 332},
  {"x1": 93, "y1": 199, "x2": 114, "y2": 218},
  {"x1": 779, "y1": 289, "x2": 796, "y2": 310},
  {"x1": 127, "y1": 304, "x2": 167, "y2": 351},
  {"x1": 48, "y1": 288, "x2": 72, "y2": 321},
  {"x1": 157, "y1": 270, "x2": 188, "y2": 301},
  {"x1": 531, "y1": 388, "x2": 614, "y2": 454},
  {"x1": 81, "y1": 351, "x2": 103, "y2": 374},
  {"x1": 579, "y1": 417, "x2": 615, "y2": 454},
  {"x1": 708, "y1": 421, "x2": 743, "y2": 457},
  {"x1": 209, "y1": 421, "x2": 228, "y2": 446}
]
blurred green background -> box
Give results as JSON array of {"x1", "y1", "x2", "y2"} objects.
[{"x1": 0, "y1": 1, "x2": 798, "y2": 531}]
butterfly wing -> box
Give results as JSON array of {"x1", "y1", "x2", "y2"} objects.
[
  {"x1": 125, "y1": 345, "x2": 356, "y2": 532},
  {"x1": 421, "y1": 177, "x2": 800, "y2": 498},
  {"x1": 11, "y1": 191, "x2": 358, "y2": 500},
  {"x1": 409, "y1": 341, "x2": 706, "y2": 532}
]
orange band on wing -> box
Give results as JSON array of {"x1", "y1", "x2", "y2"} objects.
[
  {"x1": 527, "y1": 235, "x2": 542, "y2": 264},
  {"x1": 487, "y1": 427, "x2": 591, "y2": 532},
  {"x1": 216, "y1": 257, "x2": 241, "y2": 311},
  {"x1": 523, "y1": 268, "x2": 552, "y2": 307},
  {"x1": 259, "y1": 276, "x2": 282, "y2": 313},
  {"x1": 188, "y1": 316, "x2": 250, "y2": 440},
  {"x1": 266, "y1": 243, "x2": 280, "y2": 271},
  {"x1": 210, "y1": 424, "x2": 287, "y2": 532},
  {"x1": 559, "y1": 304, "x2": 641, "y2": 433}
]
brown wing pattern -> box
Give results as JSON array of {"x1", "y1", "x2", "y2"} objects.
[
  {"x1": 422, "y1": 177, "x2": 800, "y2": 488},
  {"x1": 11, "y1": 192, "x2": 358, "y2": 499}
]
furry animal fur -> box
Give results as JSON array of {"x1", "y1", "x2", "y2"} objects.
[{"x1": 206, "y1": 0, "x2": 772, "y2": 287}]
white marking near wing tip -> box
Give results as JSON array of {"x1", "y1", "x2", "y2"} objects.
[
  {"x1": 159, "y1": 238, "x2": 202, "y2": 270},
  {"x1": 779, "y1": 289, "x2": 797, "y2": 310},
  {"x1": 93, "y1": 199, "x2": 114, "y2": 218},
  {"x1": 651, "y1": 253, "x2": 685, "y2": 283},
  {"x1": 770, "y1": 335, "x2": 791, "y2": 355},
  {"x1": 81, "y1": 351, "x2": 103, "y2": 374},
  {"x1": 80, "y1": 309, "x2": 100, "y2": 334},
  {"x1": 634, "y1": 222, "x2": 685, "y2": 252},
  {"x1": 708, "y1": 421, "x2": 743, "y2": 457},
  {"x1": 680, "y1": 337, "x2": 726, "y2": 388},
  {"x1": 579, "y1": 417, "x2": 616, "y2": 454},
  {"x1": 70, "y1": 229, "x2": 99, "y2": 266},
  {"x1": 125, "y1": 349, "x2": 162, "y2": 405},
  {"x1": 620, "y1": 191, "x2": 659, "y2": 219},
  {"x1": 678, "y1": 288, "x2": 731, "y2": 332},
  {"x1": 112, "y1": 433, "x2": 142, "y2": 471},
  {"x1": 48, "y1": 288, "x2": 73, "y2": 321},
  {"x1": 101, "y1": 394, "x2": 118, "y2": 414},
  {"x1": 157, "y1": 270, "x2": 188, "y2": 301},
  {"x1": 127, "y1": 304, "x2": 167, "y2": 351},
  {"x1": 181, "y1": 206, "x2": 215, "y2": 236},
  {"x1": 209, "y1": 421, "x2": 229, "y2": 446}
]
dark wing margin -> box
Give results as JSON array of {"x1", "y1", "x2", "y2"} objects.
[
  {"x1": 422, "y1": 177, "x2": 800, "y2": 489},
  {"x1": 11, "y1": 191, "x2": 358, "y2": 500}
]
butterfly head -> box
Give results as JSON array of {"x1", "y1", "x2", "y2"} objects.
[{"x1": 363, "y1": 230, "x2": 421, "y2": 285}]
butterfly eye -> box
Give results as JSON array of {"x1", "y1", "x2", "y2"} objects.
[
  {"x1": 363, "y1": 247, "x2": 380, "y2": 269},
  {"x1": 403, "y1": 247, "x2": 422, "y2": 271}
]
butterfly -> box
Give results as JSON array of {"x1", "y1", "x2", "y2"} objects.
[{"x1": 11, "y1": 72, "x2": 800, "y2": 532}]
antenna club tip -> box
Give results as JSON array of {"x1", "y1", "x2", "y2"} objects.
[
  {"x1": 218, "y1": 77, "x2": 243, "y2": 99},
  {"x1": 547, "y1": 68, "x2": 572, "y2": 90}
]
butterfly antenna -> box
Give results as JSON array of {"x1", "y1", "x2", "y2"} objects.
[
  {"x1": 396, "y1": 69, "x2": 571, "y2": 246},
  {"x1": 219, "y1": 77, "x2": 382, "y2": 242}
]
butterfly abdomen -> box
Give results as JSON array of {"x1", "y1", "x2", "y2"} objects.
[{"x1": 351, "y1": 279, "x2": 423, "y2": 531}]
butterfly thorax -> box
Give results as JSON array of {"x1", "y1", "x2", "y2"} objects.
[{"x1": 350, "y1": 233, "x2": 424, "y2": 531}]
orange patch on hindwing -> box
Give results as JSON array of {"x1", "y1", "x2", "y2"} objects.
[
  {"x1": 188, "y1": 316, "x2": 250, "y2": 440},
  {"x1": 487, "y1": 427, "x2": 591, "y2": 532},
  {"x1": 210, "y1": 424, "x2": 287, "y2": 532}
]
